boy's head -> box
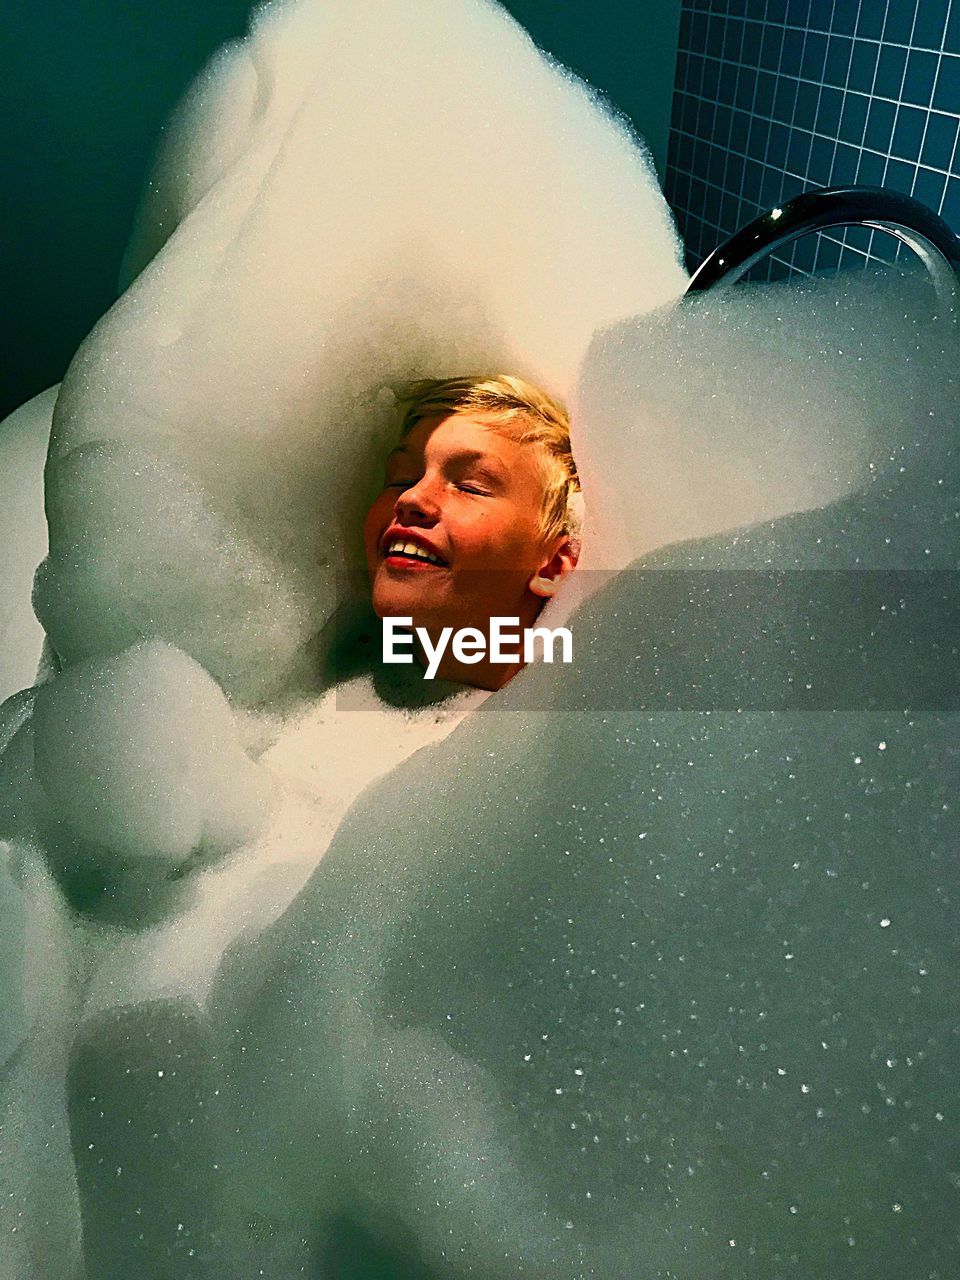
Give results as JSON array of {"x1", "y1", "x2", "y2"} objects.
[
  {"x1": 393, "y1": 375, "x2": 582, "y2": 549},
  {"x1": 362, "y1": 374, "x2": 582, "y2": 687}
]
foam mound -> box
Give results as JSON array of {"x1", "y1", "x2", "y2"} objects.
[
  {"x1": 48, "y1": 264, "x2": 960, "y2": 1278},
  {"x1": 575, "y1": 265, "x2": 959, "y2": 570},
  {"x1": 31, "y1": 0, "x2": 687, "y2": 709},
  {"x1": 0, "y1": 388, "x2": 54, "y2": 703},
  {"x1": 0, "y1": 1, "x2": 686, "y2": 1272},
  {"x1": 32, "y1": 640, "x2": 273, "y2": 895}
]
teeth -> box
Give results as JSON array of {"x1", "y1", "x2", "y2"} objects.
[{"x1": 385, "y1": 539, "x2": 443, "y2": 565}]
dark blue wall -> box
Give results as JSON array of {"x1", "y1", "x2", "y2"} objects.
[
  {"x1": 665, "y1": 0, "x2": 960, "y2": 273},
  {"x1": 1, "y1": 0, "x2": 257, "y2": 420}
]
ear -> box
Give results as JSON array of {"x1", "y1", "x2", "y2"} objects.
[{"x1": 527, "y1": 535, "x2": 580, "y2": 598}]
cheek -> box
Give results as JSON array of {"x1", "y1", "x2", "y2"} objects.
[
  {"x1": 457, "y1": 517, "x2": 536, "y2": 573},
  {"x1": 482, "y1": 513, "x2": 542, "y2": 562}
]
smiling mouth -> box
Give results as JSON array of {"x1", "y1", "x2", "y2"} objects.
[
  {"x1": 383, "y1": 551, "x2": 447, "y2": 570},
  {"x1": 381, "y1": 538, "x2": 448, "y2": 568}
]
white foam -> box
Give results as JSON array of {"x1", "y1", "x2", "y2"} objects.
[
  {"x1": 0, "y1": 4, "x2": 685, "y2": 1267},
  {"x1": 0, "y1": 386, "x2": 55, "y2": 703},
  {"x1": 32, "y1": 0, "x2": 686, "y2": 709},
  {"x1": 574, "y1": 265, "x2": 958, "y2": 572},
  {"x1": 2, "y1": 0, "x2": 958, "y2": 1273},
  {"x1": 32, "y1": 639, "x2": 272, "y2": 866},
  {"x1": 202, "y1": 266, "x2": 959, "y2": 1276},
  {"x1": 79, "y1": 669, "x2": 492, "y2": 1015}
]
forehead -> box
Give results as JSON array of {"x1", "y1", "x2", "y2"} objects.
[{"x1": 390, "y1": 413, "x2": 543, "y2": 478}]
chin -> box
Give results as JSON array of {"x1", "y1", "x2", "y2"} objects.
[{"x1": 372, "y1": 579, "x2": 426, "y2": 621}]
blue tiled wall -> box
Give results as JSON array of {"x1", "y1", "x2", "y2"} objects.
[{"x1": 664, "y1": 0, "x2": 960, "y2": 275}]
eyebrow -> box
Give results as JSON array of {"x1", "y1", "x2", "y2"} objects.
[{"x1": 385, "y1": 446, "x2": 508, "y2": 480}]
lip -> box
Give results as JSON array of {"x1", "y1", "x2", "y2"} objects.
[
  {"x1": 382, "y1": 554, "x2": 444, "y2": 572},
  {"x1": 380, "y1": 526, "x2": 449, "y2": 566}
]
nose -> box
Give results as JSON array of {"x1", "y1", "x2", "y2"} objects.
[{"x1": 393, "y1": 474, "x2": 440, "y2": 523}]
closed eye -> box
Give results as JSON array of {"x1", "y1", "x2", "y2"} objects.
[{"x1": 384, "y1": 479, "x2": 489, "y2": 495}]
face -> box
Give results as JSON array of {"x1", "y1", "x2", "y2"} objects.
[{"x1": 363, "y1": 413, "x2": 565, "y2": 636}]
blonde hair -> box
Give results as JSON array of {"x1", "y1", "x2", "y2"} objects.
[{"x1": 394, "y1": 374, "x2": 582, "y2": 547}]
